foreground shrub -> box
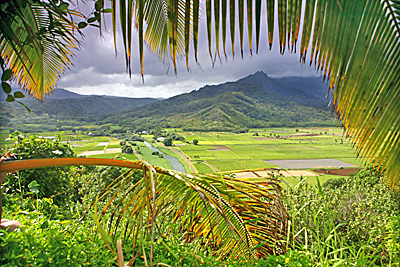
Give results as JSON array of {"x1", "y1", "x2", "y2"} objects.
[
  {"x1": 1, "y1": 131, "x2": 75, "y2": 205},
  {"x1": 285, "y1": 168, "x2": 400, "y2": 265},
  {"x1": 0, "y1": 208, "x2": 115, "y2": 266}
]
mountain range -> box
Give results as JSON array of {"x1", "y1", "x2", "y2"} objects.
[
  {"x1": 1, "y1": 88, "x2": 160, "y2": 119},
  {"x1": 91, "y1": 71, "x2": 333, "y2": 130},
  {"x1": 1, "y1": 71, "x2": 334, "y2": 130}
]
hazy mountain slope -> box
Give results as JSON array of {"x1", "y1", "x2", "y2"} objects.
[
  {"x1": 275, "y1": 76, "x2": 329, "y2": 100},
  {"x1": 1, "y1": 88, "x2": 160, "y2": 125},
  {"x1": 0, "y1": 88, "x2": 87, "y2": 101},
  {"x1": 96, "y1": 75, "x2": 334, "y2": 130},
  {"x1": 237, "y1": 71, "x2": 328, "y2": 107},
  {"x1": 19, "y1": 96, "x2": 159, "y2": 118},
  {"x1": 41, "y1": 88, "x2": 89, "y2": 99}
]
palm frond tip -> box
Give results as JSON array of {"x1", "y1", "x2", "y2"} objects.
[{"x1": 96, "y1": 164, "x2": 289, "y2": 261}]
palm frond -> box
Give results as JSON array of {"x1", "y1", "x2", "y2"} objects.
[
  {"x1": 97, "y1": 165, "x2": 288, "y2": 263},
  {"x1": 295, "y1": 0, "x2": 400, "y2": 190},
  {"x1": 0, "y1": 0, "x2": 81, "y2": 100},
  {"x1": 0, "y1": 158, "x2": 289, "y2": 263}
]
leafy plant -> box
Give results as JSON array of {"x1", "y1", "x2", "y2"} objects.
[
  {"x1": 1, "y1": 157, "x2": 289, "y2": 265},
  {"x1": 285, "y1": 169, "x2": 400, "y2": 265},
  {"x1": 1, "y1": 132, "x2": 76, "y2": 204},
  {"x1": 386, "y1": 215, "x2": 400, "y2": 263},
  {"x1": 0, "y1": 0, "x2": 81, "y2": 100},
  {"x1": 0, "y1": 209, "x2": 115, "y2": 266}
]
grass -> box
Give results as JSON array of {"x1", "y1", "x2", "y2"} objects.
[
  {"x1": 280, "y1": 174, "x2": 339, "y2": 188},
  {"x1": 193, "y1": 162, "x2": 214, "y2": 173},
  {"x1": 134, "y1": 143, "x2": 172, "y2": 169},
  {"x1": 87, "y1": 145, "x2": 106, "y2": 151},
  {"x1": 105, "y1": 144, "x2": 121, "y2": 149},
  {"x1": 185, "y1": 150, "x2": 216, "y2": 158},
  {"x1": 212, "y1": 150, "x2": 252, "y2": 160},
  {"x1": 179, "y1": 144, "x2": 215, "y2": 151},
  {"x1": 207, "y1": 160, "x2": 245, "y2": 172},
  {"x1": 93, "y1": 137, "x2": 112, "y2": 142},
  {"x1": 239, "y1": 160, "x2": 279, "y2": 169},
  {"x1": 74, "y1": 143, "x2": 98, "y2": 154},
  {"x1": 88, "y1": 153, "x2": 138, "y2": 161}
]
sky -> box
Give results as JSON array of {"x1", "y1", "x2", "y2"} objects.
[{"x1": 56, "y1": 1, "x2": 320, "y2": 99}]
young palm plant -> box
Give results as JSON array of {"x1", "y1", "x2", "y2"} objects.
[{"x1": 0, "y1": 158, "x2": 289, "y2": 265}]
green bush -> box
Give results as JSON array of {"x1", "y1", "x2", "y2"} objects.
[
  {"x1": 0, "y1": 210, "x2": 115, "y2": 266},
  {"x1": 122, "y1": 145, "x2": 133, "y2": 154},
  {"x1": 386, "y1": 215, "x2": 400, "y2": 262},
  {"x1": 285, "y1": 167, "x2": 400, "y2": 265},
  {"x1": 322, "y1": 177, "x2": 346, "y2": 189},
  {"x1": 1, "y1": 131, "x2": 76, "y2": 205},
  {"x1": 163, "y1": 137, "x2": 173, "y2": 146}
]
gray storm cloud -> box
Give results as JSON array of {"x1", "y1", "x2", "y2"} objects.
[{"x1": 58, "y1": 1, "x2": 319, "y2": 98}]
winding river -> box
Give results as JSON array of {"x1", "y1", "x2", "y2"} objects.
[{"x1": 143, "y1": 141, "x2": 186, "y2": 173}]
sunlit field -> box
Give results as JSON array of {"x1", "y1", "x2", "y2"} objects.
[{"x1": 0, "y1": 127, "x2": 363, "y2": 187}]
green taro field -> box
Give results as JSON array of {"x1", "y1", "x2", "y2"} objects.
[
  {"x1": 171, "y1": 127, "x2": 364, "y2": 179},
  {"x1": 1, "y1": 127, "x2": 364, "y2": 186}
]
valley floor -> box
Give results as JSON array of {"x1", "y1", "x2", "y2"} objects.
[{"x1": 0, "y1": 127, "x2": 362, "y2": 187}]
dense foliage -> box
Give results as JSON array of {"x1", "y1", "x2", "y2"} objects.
[
  {"x1": 1, "y1": 132, "x2": 76, "y2": 204},
  {"x1": 284, "y1": 168, "x2": 400, "y2": 265},
  {"x1": 3, "y1": 160, "x2": 399, "y2": 266}
]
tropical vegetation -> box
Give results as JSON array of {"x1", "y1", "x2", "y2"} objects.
[
  {"x1": 2, "y1": 0, "x2": 400, "y2": 188},
  {"x1": 1, "y1": 0, "x2": 400, "y2": 265},
  {"x1": 1, "y1": 135, "x2": 399, "y2": 265}
]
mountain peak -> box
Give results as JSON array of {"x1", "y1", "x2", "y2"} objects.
[
  {"x1": 253, "y1": 70, "x2": 268, "y2": 76},
  {"x1": 249, "y1": 71, "x2": 269, "y2": 79}
]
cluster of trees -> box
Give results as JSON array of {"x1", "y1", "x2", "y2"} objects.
[
  {"x1": 120, "y1": 140, "x2": 141, "y2": 155},
  {"x1": 151, "y1": 151, "x2": 164, "y2": 158},
  {"x1": 151, "y1": 127, "x2": 185, "y2": 141},
  {"x1": 122, "y1": 145, "x2": 133, "y2": 154},
  {"x1": 113, "y1": 132, "x2": 144, "y2": 142},
  {"x1": 0, "y1": 132, "x2": 76, "y2": 204}
]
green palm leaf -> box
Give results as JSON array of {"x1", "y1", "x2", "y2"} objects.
[
  {"x1": 0, "y1": 158, "x2": 289, "y2": 263},
  {"x1": 0, "y1": 0, "x2": 80, "y2": 100},
  {"x1": 295, "y1": 0, "x2": 400, "y2": 190}
]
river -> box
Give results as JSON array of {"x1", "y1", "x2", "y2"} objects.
[{"x1": 143, "y1": 141, "x2": 186, "y2": 173}]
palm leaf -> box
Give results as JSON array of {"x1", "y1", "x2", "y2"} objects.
[
  {"x1": 294, "y1": 0, "x2": 400, "y2": 190},
  {"x1": 98, "y1": 166, "x2": 288, "y2": 263},
  {"x1": 0, "y1": 158, "x2": 289, "y2": 263},
  {"x1": 0, "y1": 1, "x2": 80, "y2": 100}
]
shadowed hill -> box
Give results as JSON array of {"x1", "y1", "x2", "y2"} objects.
[{"x1": 94, "y1": 72, "x2": 334, "y2": 130}]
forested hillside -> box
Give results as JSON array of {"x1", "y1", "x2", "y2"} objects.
[{"x1": 92, "y1": 72, "x2": 333, "y2": 131}]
